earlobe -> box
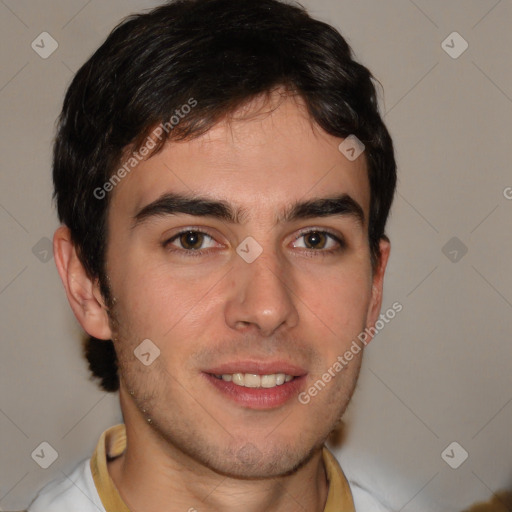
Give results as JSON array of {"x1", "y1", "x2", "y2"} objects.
[
  {"x1": 365, "y1": 238, "x2": 391, "y2": 343},
  {"x1": 53, "y1": 226, "x2": 113, "y2": 340}
]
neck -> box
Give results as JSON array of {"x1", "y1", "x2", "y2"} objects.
[{"x1": 108, "y1": 419, "x2": 329, "y2": 512}]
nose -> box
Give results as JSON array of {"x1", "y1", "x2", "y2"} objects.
[{"x1": 224, "y1": 250, "x2": 299, "y2": 337}]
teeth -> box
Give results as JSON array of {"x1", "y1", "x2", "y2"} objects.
[
  {"x1": 261, "y1": 374, "x2": 276, "y2": 388},
  {"x1": 244, "y1": 373, "x2": 261, "y2": 388},
  {"x1": 233, "y1": 373, "x2": 244, "y2": 386},
  {"x1": 215, "y1": 373, "x2": 295, "y2": 388}
]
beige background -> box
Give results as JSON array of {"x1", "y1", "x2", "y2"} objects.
[{"x1": 1, "y1": 1, "x2": 511, "y2": 510}]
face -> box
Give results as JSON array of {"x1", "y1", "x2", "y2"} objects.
[{"x1": 102, "y1": 93, "x2": 387, "y2": 478}]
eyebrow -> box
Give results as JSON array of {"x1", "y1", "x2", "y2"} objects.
[{"x1": 131, "y1": 192, "x2": 365, "y2": 229}]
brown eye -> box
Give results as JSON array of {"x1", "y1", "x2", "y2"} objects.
[
  {"x1": 291, "y1": 230, "x2": 344, "y2": 253},
  {"x1": 179, "y1": 231, "x2": 205, "y2": 250},
  {"x1": 303, "y1": 231, "x2": 327, "y2": 249},
  {"x1": 164, "y1": 230, "x2": 220, "y2": 255}
]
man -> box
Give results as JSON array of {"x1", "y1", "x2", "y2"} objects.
[{"x1": 28, "y1": 0, "x2": 396, "y2": 510}]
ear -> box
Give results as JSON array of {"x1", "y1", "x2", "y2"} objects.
[
  {"x1": 364, "y1": 237, "x2": 391, "y2": 344},
  {"x1": 53, "y1": 226, "x2": 113, "y2": 340}
]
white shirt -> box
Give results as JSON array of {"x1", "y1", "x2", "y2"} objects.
[
  {"x1": 28, "y1": 457, "x2": 393, "y2": 511},
  {"x1": 28, "y1": 424, "x2": 393, "y2": 512}
]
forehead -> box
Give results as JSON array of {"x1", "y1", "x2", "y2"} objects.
[{"x1": 110, "y1": 94, "x2": 370, "y2": 223}]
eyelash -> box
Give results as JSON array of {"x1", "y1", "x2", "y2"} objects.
[
  {"x1": 163, "y1": 229, "x2": 219, "y2": 258},
  {"x1": 294, "y1": 228, "x2": 346, "y2": 257},
  {"x1": 162, "y1": 228, "x2": 346, "y2": 257}
]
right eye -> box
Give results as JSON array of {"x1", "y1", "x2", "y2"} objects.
[{"x1": 163, "y1": 229, "x2": 223, "y2": 256}]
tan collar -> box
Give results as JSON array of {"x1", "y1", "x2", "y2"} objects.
[{"x1": 90, "y1": 424, "x2": 355, "y2": 512}]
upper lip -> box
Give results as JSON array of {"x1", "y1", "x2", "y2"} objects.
[{"x1": 204, "y1": 360, "x2": 307, "y2": 377}]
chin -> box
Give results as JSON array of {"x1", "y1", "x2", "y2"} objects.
[
  {"x1": 199, "y1": 436, "x2": 325, "y2": 480},
  {"x1": 208, "y1": 451, "x2": 312, "y2": 480}
]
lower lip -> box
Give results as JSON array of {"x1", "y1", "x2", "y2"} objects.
[{"x1": 203, "y1": 373, "x2": 306, "y2": 410}]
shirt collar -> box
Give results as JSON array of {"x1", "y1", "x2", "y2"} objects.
[{"x1": 91, "y1": 423, "x2": 355, "y2": 512}]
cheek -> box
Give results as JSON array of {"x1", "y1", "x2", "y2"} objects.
[
  {"x1": 110, "y1": 259, "x2": 225, "y2": 342},
  {"x1": 295, "y1": 264, "x2": 372, "y2": 337}
]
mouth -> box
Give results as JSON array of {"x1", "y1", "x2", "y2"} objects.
[
  {"x1": 210, "y1": 372, "x2": 295, "y2": 388},
  {"x1": 202, "y1": 362, "x2": 307, "y2": 409}
]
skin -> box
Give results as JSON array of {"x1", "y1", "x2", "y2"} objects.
[{"x1": 54, "y1": 91, "x2": 390, "y2": 512}]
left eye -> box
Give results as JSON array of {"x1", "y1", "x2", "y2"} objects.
[
  {"x1": 168, "y1": 231, "x2": 218, "y2": 251},
  {"x1": 291, "y1": 231, "x2": 340, "y2": 250}
]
